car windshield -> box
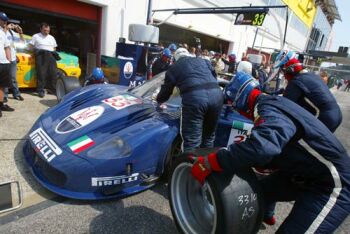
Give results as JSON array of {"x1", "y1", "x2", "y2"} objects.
[{"x1": 129, "y1": 72, "x2": 181, "y2": 106}]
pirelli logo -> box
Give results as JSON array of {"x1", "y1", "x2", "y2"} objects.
[
  {"x1": 91, "y1": 173, "x2": 139, "y2": 187},
  {"x1": 29, "y1": 128, "x2": 62, "y2": 162}
]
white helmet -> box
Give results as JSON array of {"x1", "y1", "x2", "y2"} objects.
[
  {"x1": 174, "y1": 48, "x2": 190, "y2": 61},
  {"x1": 237, "y1": 61, "x2": 253, "y2": 75}
]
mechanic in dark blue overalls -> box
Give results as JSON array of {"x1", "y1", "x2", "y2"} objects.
[
  {"x1": 190, "y1": 72, "x2": 350, "y2": 233},
  {"x1": 274, "y1": 50, "x2": 342, "y2": 133},
  {"x1": 84, "y1": 67, "x2": 109, "y2": 86},
  {"x1": 156, "y1": 48, "x2": 223, "y2": 153}
]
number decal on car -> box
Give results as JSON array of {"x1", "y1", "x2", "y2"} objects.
[{"x1": 102, "y1": 94, "x2": 142, "y2": 110}]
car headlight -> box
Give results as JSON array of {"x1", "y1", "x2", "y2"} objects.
[{"x1": 86, "y1": 136, "x2": 131, "y2": 159}]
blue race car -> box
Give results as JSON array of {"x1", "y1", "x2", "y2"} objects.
[{"x1": 23, "y1": 72, "x2": 253, "y2": 200}]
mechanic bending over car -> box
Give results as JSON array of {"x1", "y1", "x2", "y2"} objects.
[
  {"x1": 84, "y1": 67, "x2": 108, "y2": 86},
  {"x1": 273, "y1": 50, "x2": 342, "y2": 133},
  {"x1": 149, "y1": 48, "x2": 172, "y2": 78},
  {"x1": 156, "y1": 48, "x2": 223, "y2": 152},
  {"x1": 190, "y1": 72, "x2": 350, "y2": 233}
]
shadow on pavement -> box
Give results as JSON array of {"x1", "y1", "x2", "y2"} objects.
[
  {"x1": 14, "y1": 139, "x2": 56, "y2": 200},
  {"x1": 39, "y1": 99, "x2": 58, "y2": 108},
  {"x1": 88, "y1": 199, "x2": 178, "y2": 234}
]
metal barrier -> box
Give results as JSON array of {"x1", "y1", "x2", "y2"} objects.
[{"x1": 0, "y1": 180, "x2": 23, "y2": 214}]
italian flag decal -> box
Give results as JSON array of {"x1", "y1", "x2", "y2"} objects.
[{"x1": 67, "y1": 135, "x2": 94, "y2": 154}]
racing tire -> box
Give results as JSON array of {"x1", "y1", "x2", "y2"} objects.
[
  {"x1": 160, "y1": 136, "x2": 182, "y2": 182},
  {"x1": 168, "y1": 155, "x2": 264, "y2": 234},
  {"x1": 56, "y1": 76, "x2": 81, "y2": 103}
]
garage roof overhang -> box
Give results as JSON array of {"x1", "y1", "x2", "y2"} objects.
[{"x1": 307, "y1": 50, "x2": 350, "y2": 65}]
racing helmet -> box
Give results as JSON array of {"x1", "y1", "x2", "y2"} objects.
[
  {"x1": 224, "y1": 72, "x2": 260, "y2": 111},
  {"x1": 237, "y1": 61, "x2": 253, "y2": 75},
  {"x1": 162, "y1": 48, "x2": 172, "y2": 58},
  {"x1": 91, "y1": 67, "x2": 105, "y2": 81},
  {"x1": 273, "y1": 50, "x2": 296, "y2": 69},
  {"x1": 174, "y1": 48, "x2": 190, "y2": 61},
  {"x1": 168, "y1": 43, "x2": 177, "y2": 52}
]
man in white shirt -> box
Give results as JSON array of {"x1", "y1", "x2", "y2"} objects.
[
  {"x1": 4, "y1": 21, "x2": 24, "y2": 101},
  {"x1": 0, "y1": 12, "x2": 14, "y2": 118},
  {"x1": 30, "y1": 22, "x2": 57, "y2": 98}
]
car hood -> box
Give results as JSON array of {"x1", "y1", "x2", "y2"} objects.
[{"x1": 38, "y1": 85, "x2": 155, "y2": 150}]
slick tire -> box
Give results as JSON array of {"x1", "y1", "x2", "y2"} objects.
[
  {"x1": 56, "y1": 76, "x2": 81, "y2": 103},
  {"x1": 168, "y1": 156, "x2": 264, "y2": 234}
]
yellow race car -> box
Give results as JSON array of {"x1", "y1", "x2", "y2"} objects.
[{"x1": 15, "y1": 35, "x2": 81, "y2": 88}]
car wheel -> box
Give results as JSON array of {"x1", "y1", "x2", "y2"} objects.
[
  {"x1": 56, "y1": 76, "x2": 81, "y2": 102},
  {"x1": 160, "y1": 136, "x2": 182, "y2": 181},
  {"x1": 168, "y1": 156, "x2": 264, "y2": 234}
]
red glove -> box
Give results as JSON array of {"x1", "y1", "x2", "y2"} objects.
[{"x1": 191, "y1": 152, "x2": 223, "y2": 185}]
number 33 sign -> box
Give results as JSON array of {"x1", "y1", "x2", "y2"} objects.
[{"x1": 103, "y1": 94, "x2": 142, "y2": 110}]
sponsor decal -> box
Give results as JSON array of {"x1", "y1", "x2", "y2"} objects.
[
  {"x1": 67, "y1": 135, "x2": 95, "y2": 154},
  {"x1": 227, "y1": 121, "x2": 254, "y2": 146},
  {"x1": 91, "y1": 173, "x2": 139, "y2": 187},
  {"x1": 123, "y1": 61, "x2": 133, "y2": 79},
  {"x1": 55, "y1": 106, "x2": 104, "y2": 134},
  {"x1": 29, "y1": 128, "x2": 62, "y2": 162},
  {"x1": 102, "y1": 94, "x2": 142, "y2": 110}
]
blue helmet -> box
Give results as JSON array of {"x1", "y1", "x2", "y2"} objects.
[
  {"x1": 91, "y1": 67, "x2": 104, "y2": 81},
  {"x1": 168, "y1": 43, "x2": 177, "y2": 52},
  {"x1": 273, "y1": 50, "x2": 296, "y2": 69},
  {"x1": 162, "y1": 48, "x2": 172, "y2": 58},
  {"x1": 224, "y1": 72, "x2": 260, "y2": 111}
]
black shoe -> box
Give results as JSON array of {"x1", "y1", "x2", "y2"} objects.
[
  {"x1": 0, "y1": 104, "x2": 15, "y2": 111},
  {"x1": 38, "y1": 92, "x2": 45, "y2": 98},
  {"x1": 3, "y1": 97, "x2": 8, "y2": 103},
  {"x1": 0, "y1": 110, "x2": 2, "y2": 117},
  {"x1": 14, "y1": 95, "x2": 24, "y2": 101}
]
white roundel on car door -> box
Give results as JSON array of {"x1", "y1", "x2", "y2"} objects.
[{"x1": 55, "y1": 106, "x2": 105, "y2": 134}]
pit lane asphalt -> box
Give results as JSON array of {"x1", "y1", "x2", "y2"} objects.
[{"x1": 0, "y1": 90, "x2": 349, "y2": 233}]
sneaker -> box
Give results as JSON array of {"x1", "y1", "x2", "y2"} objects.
[
  {"x1": 3, "y1": 97, "x2": 8, "y2": 103},
  {"x1": 38, "y1": 92, "x2": 45, "y2": 98},
  {"x1": 0, "y1": 104, "x2": 15, "y2": 112},
  {"x1": 263, "y1": 216, "x2": 276, "y2": 226},
  {"x1": 14, "y1": 95, "x2": 24, "y2": 101}
]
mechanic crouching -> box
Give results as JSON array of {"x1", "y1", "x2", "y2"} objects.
[
  {"x1": 190, "y1": 72, "x2": 350, "y2": 233},
  {"x1": 156, "y1": 48, "x2": 223, "y2": 152},
  {"x1": 84, "y1": 67, "x2": 108, "y2": 86}
]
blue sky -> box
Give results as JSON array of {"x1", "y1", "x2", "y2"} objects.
[{"x1": 330, "y1": 0, "x2": 350, "y2": 51}]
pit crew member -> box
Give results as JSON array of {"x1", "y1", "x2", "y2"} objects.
[
  {"x1": 274, "y1": 50, "x2": 342, "y2": 132},
  {"x1": 191, "y1": 72, "x2": 350, "y2": 233},
  {"x1": 156, "y1": 48, "x2": 223, "y2": 152}
]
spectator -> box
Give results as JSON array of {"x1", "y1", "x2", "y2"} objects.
[
  {"x1": 345, "y1": 80, "x2": 350, "y2": 92},
  {"x1": 320, "y1": 71, "x2": 328, "y2": 85},
  {"x1": 201, "y1": 49, "x2": 210, "y2": 61},
  {"x1": 222, "y1": 53, "x2": 236, "y2": 73},
  {"x1": 0, "y1": 11, "x2": 14, "y2": 117},
  {"x1": 211, "y1": 53, "x2": 225, "y2": 74},
  {"x1": 337, "y1": 78, "x2": 344, "y2": 90},
  {"x1": 4, "y1": 21, "x2": 24, "y2": 101},
  {"x1": 189, "y1": 47, "x2": 196, "y2": 57},
  {"x1": 156, "y1": 48, "x2": 223, "y2": 152},
  {"x1": 30, "y1": 22, "x2": 58, "y2": 98}
]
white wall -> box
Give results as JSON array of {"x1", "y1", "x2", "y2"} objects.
[{"x1": 80, "y1": 0, "x2": 310, "y2": 59}]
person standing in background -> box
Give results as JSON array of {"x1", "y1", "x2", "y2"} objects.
[
  {"x1": 30, "y1": 22, "x2": 57, "y2": 98},
  {"x1": 0, "y1": 11, "x2": 14, "y2": 118},
  {"x1": 4, "y1": 21, "x2": 24, "y2": 101}
]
